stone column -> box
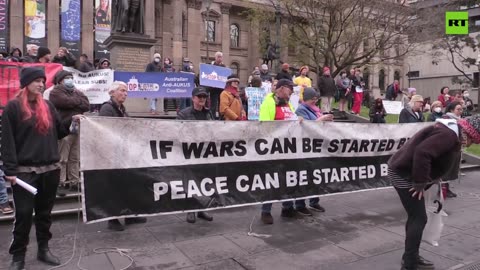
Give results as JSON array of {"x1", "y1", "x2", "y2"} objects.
[
  {"x1": 47, "y1": 0, "x2": 60, "y2": 50},
  {"x1": 248, "y1": 20, "x2": 260, "y2": 68},
  {"x1": 10, "y1": 0, "x2": 24, "y2": 48},
  {"x1": 162, "y1": 1, "x2": 173, "y2": 61},
  {"x1": 82, "y1": 0, "x2": 94, "y2": 60},
  {"x1": 280, "y1": 20, "x2": 288, "y2": 64},
  {"x1": 220, "y1": 3, "x2": 231, "y2": 65},
  {"x1": 172, "y1": 0, "x2": 184, "y2": 69},
  {"x1": 187, "y1": 0, "x2": 202, "y2": 67},
  {"x1": 144, "y1": 0, "x2": 156, "y2": 39}
]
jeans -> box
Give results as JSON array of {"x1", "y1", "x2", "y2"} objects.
[
  {"x1": 10, "y1": 170, "x2": 60, "y2": 258},
  {"x1": 149, "y1": 99, "x2": 157, "y2": 111},
  {"x1": 395, "y1": 187, "x2": 428, "y2": 269},
  {"x1": 261, "y1": 201, "x2": 294, "y2": 213},
  {"x1": 0, "y1": 173, "x2": 8, "y2": 204},
  {"x1": 58, "y1": 134, "x2": 80, "y2": 185},
  {"x1": 295, "y1": 197, "x2": 320, "y2": 209}
]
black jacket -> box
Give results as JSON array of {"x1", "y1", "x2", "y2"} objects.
[
  {"x1": 276, "y1": 70, "x2": 292, "y2": 81},
  {"x1": 389, "y1": 123, "x2": 461, "y2": 184},
  {"x1": 399, "y1": 107, "x2": 424, "y2": 123},
  {"x1": 99, "y1": 99, "x2": 129, "y2": 117},
  {"x1": 1, "y1": 99, "x2": 70, "y2": 176},
  {"x1": 318, "y1": 76, "x2": 336, "y2": 97},
  {"x1": 20, "y1": 55, "x2": 37, "y2": 63},
  {"x1": 49, "y1": 85, "x2": 90, "y2": 123},
  {"x1": 176, "y1": 107, "x2": 214, "y2": 120},
  {"x1": 146, "y1": 61, "x2": 163, "y2": 72},
  {"x1": 52, "y1": 53, "x2": 77, "y2": 67},
  {"x1": 79, "y1": 61, "x2": 95, "y2": 73}
]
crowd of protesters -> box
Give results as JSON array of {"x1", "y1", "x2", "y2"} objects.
[{"x1": 2, "y1": 46, "x2": 480, "y2": 270}]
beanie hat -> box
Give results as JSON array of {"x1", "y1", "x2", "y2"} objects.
[
  {"x1": 54, "y1": 70, "x2": 73, "y2": 85},
  {"x1": 303, "y1": 87, "x2": 319, "y2": 101},
  {"x1": 37, "y1": 47, "x2": 51, "y2": 59},
  {"x1": 458, "y1": 115, "x2": 480, "y2": 144},
  {"x1": 408, "y1": 87, "x2": 417, "y2": 94},
  {"x1": 153, "y1": 53, "x2": 161, "y2": 59},
  {"x1": 20, "y1": 67, "x2": 46, "y2": 89},
  {"x1": 226, "y1": 75, "x2": 240, "y2": 84}
]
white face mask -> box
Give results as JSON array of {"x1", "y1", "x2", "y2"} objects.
[
  {"x1": 434, "y1": 107, "x2": 442, "y2": 113},
  {"x1": 64, "y1": 78, "x2": 74, "y2": 88},
  {"x1": 154, "y1": 58, "x2": 160, "y2": 63},
  {"x1": 464, "y1": 93, "x2": 470, "y2": 97}
]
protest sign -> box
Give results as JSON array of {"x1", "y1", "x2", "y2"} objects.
[
  {"x1": 0, "y1": 63, "x2": 62, "y2": 107},
  {"x1": 80, "y1": 117, "x2": 431, "y2": 223},
  {"x1": 64, "y1": 67, "x2": 113, "y2": 104},
  {"x1": 245, "y1": 87, "x2": 267, "y2": 120},
  {"x1": 290, "y1": 86, "x2": 301, "y2": 112},
  {"x1": 114, "y1": 72, "x2": 195, "y2": 98},
  {"x1": 382, "y1": 100, "x2": 403, "y2": 114},
  {"x1": 199, "y1": 64, "x2": 232, "y2": 88}
]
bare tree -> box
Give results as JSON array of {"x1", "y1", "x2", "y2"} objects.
[{"x1": 248, "y1": 0, "x2": 417, "y2": 76}]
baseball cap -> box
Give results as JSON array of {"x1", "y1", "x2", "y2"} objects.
[
  {"x1": 276, "y1": 79, "x2": 294, "y2": 91},
  {"x1": 192, "y1": 87, "x2": 208, "y2": 97}
]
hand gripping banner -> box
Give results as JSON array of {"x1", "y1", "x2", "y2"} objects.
[{"x1": 79, "y1": 117, "x2": 430, "y2": 223}]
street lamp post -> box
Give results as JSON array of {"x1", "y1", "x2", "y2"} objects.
[
  {"x1": 274, "y1": 3, "x2": 281, "y2": 74},
  {"x1": 406, "y1": 62, "x2": 411, "y2": 88},
  {"x1": 204, "y1": 0, "x2": 213, "y2": 64}
]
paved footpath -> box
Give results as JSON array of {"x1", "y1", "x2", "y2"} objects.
[{"x1": 1, "y1": 172, "x2": 480, "y2": 270}]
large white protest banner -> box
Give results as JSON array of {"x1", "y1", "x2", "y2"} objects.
[
  {"x1": 64, "y1": 67, "x2": 113, "y2": 104},
  {"x1": 80, "y1": 118, "x2": 430, "y2": 223}
]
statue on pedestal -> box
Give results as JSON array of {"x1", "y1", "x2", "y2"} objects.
[{"x1": 112, "y1": 0, "x2": 145, "y2": 34}]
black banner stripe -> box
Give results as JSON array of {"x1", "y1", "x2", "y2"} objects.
[{"x1": 83, "y1": 155, "x2": 392, "y2": 222}]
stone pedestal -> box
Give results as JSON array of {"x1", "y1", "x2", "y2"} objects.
[{"x1": 104, "y1": 33, "x2": 157, "y2": 72}]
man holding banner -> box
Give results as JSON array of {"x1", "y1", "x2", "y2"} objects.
[
  {"x1": 258, "y1": 79, "x2": 297, "y2": 224},
  {"x1": 99, "y1": 81, "x2": 147, "y2": 231},
  {"x1": 208, "y1": 52, "x2": 226, "y2": 119},
  {"x1": 177, "y1": 87, "x2": 214, "y2": 223}
]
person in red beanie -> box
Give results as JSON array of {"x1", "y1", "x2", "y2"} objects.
[
  {"x1": 388, "y1": 115, "x2": 480, "y2": 270},
  {"x1": 317, "y1": 66, "x2": 336, "y2": 112}
]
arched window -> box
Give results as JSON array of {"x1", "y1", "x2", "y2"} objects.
[
  {"x1": 379, "y1": 69, "x2": 386, "y2": 91},
  {"x1": 230, "y1": 62, "x2": 239, "y2": 77},
  {"x1": 394, "y1": 70, "x2": 401, "y2": 81},
  {"x1": 230, "y1": 24, "x2": 239, "y2": 47},
  {"x1": 363, "y1": 68, "x2": 370, "y2": 89},
  {"x1": 205, "y1": 20, "x2": 216, "y2": 42}
]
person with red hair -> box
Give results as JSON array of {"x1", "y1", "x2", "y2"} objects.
[{"x1": 1, "y1": 67, "x2": 82, "y2": 270}]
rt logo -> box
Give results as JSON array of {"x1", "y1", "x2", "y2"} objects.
[{"x1": 446, "y1": 11, "x2": 469, "y2": 35}]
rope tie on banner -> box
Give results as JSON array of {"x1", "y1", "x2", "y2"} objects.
[{"x1": 247, "y1": 214, "x2": 272, "y2": 238}]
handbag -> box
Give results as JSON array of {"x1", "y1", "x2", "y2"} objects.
[{"x1": 423, "y1": 182, "x2": 447, "y2": 246}]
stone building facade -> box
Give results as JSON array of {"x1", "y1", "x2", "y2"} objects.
[{"x1": 4, "y1": 0, "x2": 407, "y2": 110}]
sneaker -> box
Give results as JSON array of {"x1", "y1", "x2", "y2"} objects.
[
  {"x1": 309, "y1": 204, "x2": 326, "y2": 212},
  {"x1": 280, "y1": 208, "x2": 297, "y2": 218},
  {"x1": 197, "y1": 211, "x2": 213, "y2": 221},
  {"x1": 107, "y1": 219, "x2": 124, "y2": 231},
  {"x1": 0, "y1": 203, "x2": 14, "y2": 215},
  {"x1": 186, "y1": 213, "x2": 196, "y2": 223},
  {"x1": 261, "y1": 212, "x2": 273, "y2": 224},
  {"x1": 296, "y1": 207, "x2": 313, "y2": 216},
  {"x1": 125, "y1": 217, "x2": 147, "y2": 225},
  {"x1": 446, "y1": 189, "x2": 457, "y2": 198}
]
